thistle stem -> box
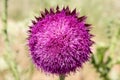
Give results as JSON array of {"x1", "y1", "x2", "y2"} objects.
[
  {"x1": 59, "y1": 75, "x2": 65, "y2": 80},
  {"x1": 2, "y1": 0, "x2": 8, "y2": 40},
  {"x1": 2, "y1": 0, "x2": 20, "y2": 80}
]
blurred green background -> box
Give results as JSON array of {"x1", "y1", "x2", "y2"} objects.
[{"x1": 0, "y1": 0, "x2": 120, "y2": 80}]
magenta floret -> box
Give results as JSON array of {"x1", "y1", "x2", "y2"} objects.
[{"x1": 28, "y1": 6, "x2": 93, "y2": 75}]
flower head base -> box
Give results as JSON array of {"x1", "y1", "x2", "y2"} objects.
[{"x1": 28, "y1": 6, "x2": 94, "y2": 75}]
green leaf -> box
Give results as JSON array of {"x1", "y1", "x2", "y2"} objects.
[{"x1": 96, "y1": 46, "x2": 108, "y2": 65}]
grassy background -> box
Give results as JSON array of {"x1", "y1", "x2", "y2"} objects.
[{"x1": 0, "y1": 0, "x2": 120, "y2": 80}]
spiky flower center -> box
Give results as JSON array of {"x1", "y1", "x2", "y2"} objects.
[{"x1": 28, "y1": 6, "x2": 93, "y2": 75}]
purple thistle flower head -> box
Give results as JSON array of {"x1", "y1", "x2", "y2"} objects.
[{"x1": 28, "y1": 6, "x2": 94, "y2": 75}]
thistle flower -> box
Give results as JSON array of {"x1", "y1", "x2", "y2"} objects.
[{"x1": 28, "y1": 6, "x2": 93, "y2": 75}]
